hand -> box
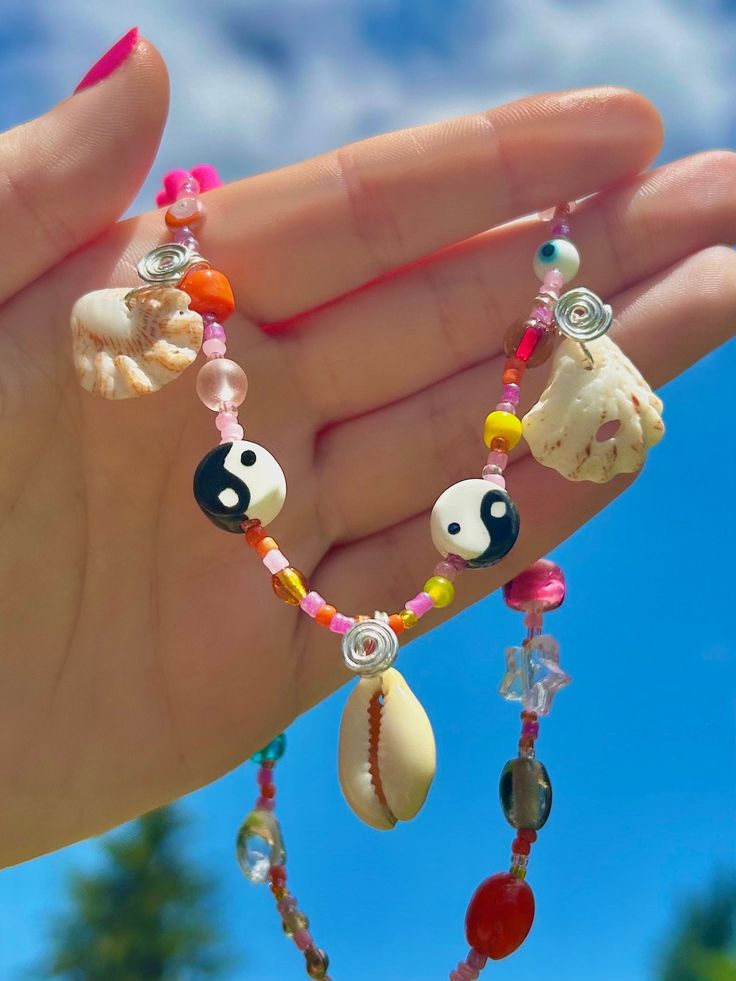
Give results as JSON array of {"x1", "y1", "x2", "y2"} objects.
[{"x1": 1, "y1": 36, "x2": 733, "y2": 866}]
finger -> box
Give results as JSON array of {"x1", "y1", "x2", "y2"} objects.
[
  {"x1": 288, "y1": 150, "x2": 736, "y2": 424},
  {"x1": 197, "y1": 87, "x2": 662, "y2": 321},
  {"x1": 315, "y1": 245, "x2": 736, "y2": 545},
  {"x1": 0, "y1": 32, "x2": 169, "y2": 305}
]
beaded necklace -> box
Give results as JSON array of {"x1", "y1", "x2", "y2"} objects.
[{"x1": 69, "y1": 165, "x2": 664, "y2": 980}]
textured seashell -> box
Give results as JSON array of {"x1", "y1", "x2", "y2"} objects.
[
  {"x1": 338, "y1": 667, "x2": 436, "y2": 830},
  {"x1": 522, "y1": 335, "x2": 664, "y2": 483},
  {"x1": 71, "y1": 286, "x2": 203, "y2": 399}
]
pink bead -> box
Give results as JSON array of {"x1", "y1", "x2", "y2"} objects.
[
  {"x1": 219, "y1": 425, "x2": 244, "y2": 443},
  {"x1": 495, "y1": 401, "x2": 516, "y2": 414},
  {"x1": 482, "y1": 471, "x2": 506, "y2": 488},
  {"x1": 215, "y1": 411, "x2": 238, "y2": 432},
  {"x1": 551, "y1": 221, "x2": 571, "y2": 237},
  {"x1": 524, "y1": 610, "x2": 544, "y2": 630},
  {"x1": 196, "y1": 358, "x2": 248, "y2": 410},
  {"x1": 293, "y1": 930, "x2": 313, "y2": 952},
  {"x1": 433, "y1": 560, "x2": 461, "y2": 582},
  {"x1": 467, "y1": 949, "x2": 487, "y2": 970},
  {"x1": 487, "y1": 450, "x2": 508, "y2": 470},
  {"x1": 277, "y1": 896, "x2": 297, "y2": 916},
  {"x1": 522, "y1": 721, "x2": 540, "y2": 739},
  {"x1": 501, "y1": 384, "x2": 520, "y2": 405},
  {"x1": 263, "y1": 549, "x2": 289, "y2": 574},
  {"x1": 177, "y1": 176, "x2": 200, "y2": 198},
  {"x1": 329, "y1": 613, "x2": 355, "y2": 634},
  {"x1": 256, "y1": 796, "x2": 275, "y2": 811},
  {"x1": 257, "y1": 767, "x2": 274, "y2": 786},
  {"x1": 504, "y1": 558, "x2": 566, "y2": 612},
  {"x1": 406, "y1": 592, "x2": 434, "y2": 617},
  {"x1": 445, "y1": 554, "x2": 467, "y2": 573},
  {"x1": 203, "y1": 320, "x2": 226, "y2": 342},
  {"x1": 174, "y1": 226, "x2": 199, "y2": 250},
  {"x1": 202, "y1": 338, "x2": 227, "y2": 358},
  {"x1": 531, "y1": 304, "x2": 554, "y2": 326},
  {"x1": 300, "y1": 591, "x2": 326, "y2": 618},
  {"x1": 543, "y1": 269, "x2": 564, "y2": 292}
]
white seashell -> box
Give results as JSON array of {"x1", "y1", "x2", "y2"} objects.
[
  {"x1": 522, "y1": 335, "x2": 664, "y2": 483},
  {"x1": 338, "y1": 667, "x2": 436, "y2": 830},
  {"x1": 71, "y1": 286, "x2": 203, "y2": 399}
]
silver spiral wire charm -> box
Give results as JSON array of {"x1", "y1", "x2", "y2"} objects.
[
  {"x1": 136, "y1": 243, "x2": 206, "y2": 285},
  {"x1": 554, "y1": 287, "x2": 613, "y2": 342},
  {"x1": 342, "y1": 617, "x2": 399, "y2": 677}
]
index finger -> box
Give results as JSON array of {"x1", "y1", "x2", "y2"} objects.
[{"x1": 201, "y1": 86, "x2": 662, "y2": 322}]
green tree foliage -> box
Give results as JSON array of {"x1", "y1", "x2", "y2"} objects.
[
  {"x1": 658, "y1": 874, "x2": 736, "y2": 981},
  {"x1": 43, "y1": 807, "x2": 224, "y2": 981}
]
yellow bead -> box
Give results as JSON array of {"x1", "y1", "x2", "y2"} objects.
[
  {"x1": 399, "y1": 608, "x2": 419, "y2": 629},
  {"x1": 483, "y1": 410, "x2": 522, "y2": 450},
  {"x1": 423, "y1": 576, "x2": 456, "y2": 609},
  {"x1": 272, "y1": 567, "x2": 309, "y2": 605}
]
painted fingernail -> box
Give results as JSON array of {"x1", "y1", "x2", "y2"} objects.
[{"x1": 74, "y1": 27, "x2": 139, "y2": 94}]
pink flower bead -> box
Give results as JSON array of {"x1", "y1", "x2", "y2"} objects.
[
  {"x1": 219, "y1": 424, "x2": 244, "y2": 443},
  {"x1": 293, "y1": 930, "x2": 313, "y2": 952},
  {"x1": 300, "y1": 591, "x2": 326, "y2": 618},
  {"x1": 263, "y1": 549, "x2": 289, "y2": 574},
  {"x1": 487, "y1": 450, "x2": 508, "y2": 470},
  {"x1": 504, "y1": 558, "x2": 566, "y2": 613},
  {"x1": 405, "y1": 592, "x2": 434, "y2": 618},
  {"x1": 329, "y1": 613, "x2": 355, "y2": 634},
  {"x1": 203, "y1": 338, "x2": 227, "y2": 358},
  {"x1": 482, "y1": 471, "x2": 506, "y2": 488}
]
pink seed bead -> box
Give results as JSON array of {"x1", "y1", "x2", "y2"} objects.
[
  {"x1": 487, "y1": 450, "x2": 508, "y2": 470},
  {"x1": 445, "y1": 554, "x2": 467, "y2": 573},
  {"x1": 300, "y1": 591, "x2": 326, "y2": 618},
  {"x1": 433, "y1": 560, "x2": 460, "y2": 582},
  {"x1": 256, "y1": 796, "x2": 275, "y2": 811},
  {"x1": 219, "y1": 424, "x2": 244, "y2": 443},
  {"x1": 197, "y1": 358, "x2": 248, "y2": 410},
  {"x1": 531, "y1": 304, "x2": 554, "y2": 326},
  {"x1": 522, "y1": 721, "x2": 540, "y2": 739},
  {"x1": 215, "y1": 411, "x2": 238, "y2": 432},
  {"x1": 482, "y1": 471, "x2": 506, "y2": 488},
  {"x1": 467, "y1": 950, "x2": 487, "y2": 970},
  {"x1": 405, "y1": 592, "x2": 434, "y2": 617},
  {"x1": 257, "y1": 767, "x2": 274, "y2": 786},
  {"x1": 277, "y1": 897, "x2": 297, "y2": 916},
  {"x1": 551, "y1": 221, "x2": 571, "y2": 237},
  {"x1": 495, "y1": 401, "x2": 516, "y2": 414},
  {"x1": 293, "y1": 930, "x2": 313, "y2": 952},
  {"x1": 263, "y1": 549, "x2": 289, "y2": 574},
  {"x1": 501, "y1": 384, "x2": 520, "y2": 405},
  {"x1": 177, "y1": 175, "x2": 200, "y2": 197},
  {"x1": 543, "y1": 269, "x2": 565, "y2": 292},
  {"x1": 504, "y1": 558, "x2": 566, "y2": 612},
  {"x1": 174, "y1": 226, "x2": 199, "y2": 250},
  {"x1": 202, "y1": 338, "x2": 227, "y2": 358},
  {"x1": 203, "y1": 320, "x2": 226, "y2": 342},
  {"x1": 329, "y1": 613, "x2": 355, "y2": 634}
]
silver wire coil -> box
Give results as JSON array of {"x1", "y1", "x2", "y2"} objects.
[
  {"x1": 342, "y1": 616, "x2": 398, "y2": 677},
  {"x1": 554, "y1": 287, "x2": 613, "y2": 342}
]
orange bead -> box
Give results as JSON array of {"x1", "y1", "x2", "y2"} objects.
[
  {"x1": 261, "y1": 784, "x2": 276, "y2": 799},
  {"x1": 180, "y1": 266, "x2": 235, "y2": 321},
  {"x1": 388, "y1": 614, "x2": 405, "y2": 635},
  {"x1": 256, "y1": 537, "x2": 279, "y2": 557},
  {"x1": 491, "y1": 436, "x2": 509, "y2": 453},
  {"x1": 165, "y1": 196, "x2": 205, "y2": 228},
  {"x1": 502, "y1": 358, "x2": 526, "y2": 386},
  {"x1": 244, "y1": 521, "x2": 267, "y2": 546},
  {"x1": 272, "y1": 568, "x2": 309, "y2": 605},
  {"x1": 315, "y1": 604, "x2": 337, "y2": 626}
]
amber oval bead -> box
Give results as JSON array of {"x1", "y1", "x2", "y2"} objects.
[
  {"x1": 180, "y1": 267, "x2": 235, "y2": 321},
  {"x1": 503, "y1": 319, "x2": 556, "y2": 367},
  {"x1": 272, "y1": 567, "x2": 309, "y2": 605},
  {"x1": 465, "y1": 872, "x2": 535, "y2": 959}
]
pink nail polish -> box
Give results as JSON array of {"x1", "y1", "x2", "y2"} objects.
[{"x1": 74, "y1": 27, "x2": 139, "y2": 94}]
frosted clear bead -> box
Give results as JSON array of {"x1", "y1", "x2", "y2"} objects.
[{"x1": 196, "y1": 358, "x2": 248, "y2": 410}]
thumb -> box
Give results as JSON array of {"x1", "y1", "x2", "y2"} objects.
[{"x1": 0, "y1": 28, "x2": 169, "y2": 306}]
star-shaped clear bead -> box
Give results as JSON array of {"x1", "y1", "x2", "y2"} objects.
[{"x1": 499, "y1": 634, "x2": 571, "y2": 716}]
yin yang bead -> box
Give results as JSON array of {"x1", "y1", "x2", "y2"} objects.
[
  {"x1": 430, "y1": 478, "x2": 520, "y2": 568},
  {"x1": 533, "y1": 238, "x2": 580, "y2": 284},
  {"x1": 193, "y1": 439, "x2": 286, "y2": 532}
]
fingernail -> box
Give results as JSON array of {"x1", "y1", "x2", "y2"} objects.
[{"x1": 74, "y1": 27, "x2": 139, "y2": 94}]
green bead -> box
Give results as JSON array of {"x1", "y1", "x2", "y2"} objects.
[{"x1": 251, "y1": 732, "x2": 286, "y2": 764}]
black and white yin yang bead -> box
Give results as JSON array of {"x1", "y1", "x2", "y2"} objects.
[
  {"x1": 193, "y1": 439, "x2": 286, "y2": 532},
  {"x1": 430, "y1": 478, "x2": 520, "y2": 568}
]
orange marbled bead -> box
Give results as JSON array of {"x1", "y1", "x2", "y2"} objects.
[{"x1": 180, "y1": 267, "x2": 235, "y2": 321}]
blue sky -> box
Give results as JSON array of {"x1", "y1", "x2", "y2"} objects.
[{"x1": 0, "y1": 2, "x2": 735, "y2": 979}]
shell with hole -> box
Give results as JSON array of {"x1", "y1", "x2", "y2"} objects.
[
  {"x1": 71, "y1": 286, "x2": 203, "y2": 399},
  {"x1": 522, "y1": 335, "x2": 664, "y2": 483},
  {"x1": 338, "y1": 667, "x2": 436, "y2": 830}
]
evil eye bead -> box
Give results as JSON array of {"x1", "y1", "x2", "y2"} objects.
[
  {"x1": 193, "y1": 439, "x2": 286, "y2": 532},
  {"x1": 533, "y1": 238, "x2": 580, "y2": 284},
  {"x1": 430, "y1": 478, "x2": 520, "y2": 569}
]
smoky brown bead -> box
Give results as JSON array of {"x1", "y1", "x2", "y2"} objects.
[
  {"x1": 305, "y1": 946, "x2": 330, "y2": 979},
  {"x1": 499, "y1": 757, "x2": 552, "y2": 830},
  {"x1": 503, "y1": 318, "x2": 557, "y2": 367}
]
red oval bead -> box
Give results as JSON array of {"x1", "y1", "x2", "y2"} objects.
[{"x1": 465, "y1": 872, "x2": 535, "y2": 960}]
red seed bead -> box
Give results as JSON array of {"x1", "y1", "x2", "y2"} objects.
[
  {"x1": 518, "y1": 830, "x2": 537, "y2": 843},
  {"x1": 502, "y1": 357, "x2": 526, "y2": 386},
  {"x1": 256, "y1": 537, "x2": 279, "y2": 557},
  {"x1": 270, "y1": 864, "x2": 286, "y2": 882},
  {"x1": 244, "y1": 522, "x2": 268, "y2": 547},
  {"x1": 388, "y1": 614, "x2": 405, "y2": 635},
  {"x1": 315, "y1": 604, "x2": 337, "y2": 627},
  {"x1": 261, "y1": 784, "x2": 276, "y2": 799},
  {"x1": 180, "y1": 267, "x2": 236, "y2": 321},
  {"x1": 465, "y1": 872, "x2": 535, "y2": 960},
  {"x1": 511, "y1": 838, "x2": 531, "y2": 856}
]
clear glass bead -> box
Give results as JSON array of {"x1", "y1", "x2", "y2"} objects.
[{"x1": 235, "y1": 809, "x2": 285, "y2": 884}]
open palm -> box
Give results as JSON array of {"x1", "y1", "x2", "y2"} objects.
[{"x1": 1, "y1": 38, "x2": 733, "y2": 866}]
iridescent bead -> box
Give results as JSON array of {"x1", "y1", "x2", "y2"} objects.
[
  {"x1": 305, "y1": 947, "x2": 330, "y2": 979},
  {"x1": 272, "y1": 567, "x2": 309, "y2": 605},
  {"x1": 424, "y1": 575, "x2": 456, "y2": 608},
  {"x1": 533, "y1": 238, "x2": 580, "y2": 283},
  {"x1": 551, "y1": 221, "x2": 571, "y2": 237},
  {"x1": 499, "y1": 757, "x2": 552, "y2": 830},
  {"x1": 465, "y1": 872, "x2": 535, "y2": 960},
  {"x1": 300, "y1": 591, "x2": 327, "y2": 618},
  {"x1": 251, "y1": 733, "x2": 286, "y2": 763},
  {"x1": 503, "y1": 320, "x2": 556, "y2": 367},
  {"x1": 503, "y1": 559, "x2": 566, "y2": 612},
  {"x1": 501, "y1": 384, "x2": 520, "y2": 405},
  {"x1": 483, "y1": 411, "x2": 522, "y2": 451},
  {"x1": 196, "y1": 359, "x2": 248, "y2": 410},
  {"x1": 173, "y1": 226, "x2": 199, "y2": 250}
]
